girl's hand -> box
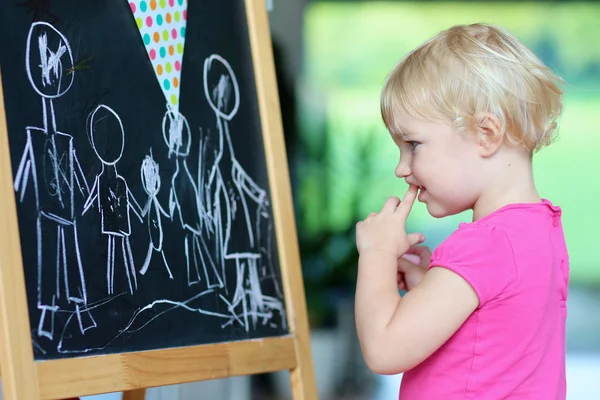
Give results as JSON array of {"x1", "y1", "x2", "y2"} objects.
[
  {"x1": 356, "y1": 185, "x2": 424, "y2": 258},
  {"x1": 397, "y1": 246, "x2": 432, "y2": 291},
  {"x1": 405, "y1": 245, "x2": 432, "y2": 268}
]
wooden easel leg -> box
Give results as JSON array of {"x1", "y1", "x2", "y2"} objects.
[{"x1": 122, "y1": 389, "x2": 146, "y2": 400}]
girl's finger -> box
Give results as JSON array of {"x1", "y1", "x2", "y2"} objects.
[
  {"x1": 381, "y1": 196, "x2": 401, "y2": 213},
  {"x1": 406, "y1": 232, "x2": 425, "y2": 247},
  {"x1": 396, "y1": 184, "x2": 418, "y2": 219},
  {"x1": 407, "y1": 245, "x2": 431, "y2": 258}
]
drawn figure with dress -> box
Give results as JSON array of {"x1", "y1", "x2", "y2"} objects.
[
  {"x1": 82, "y1": 104, "x2": 145, "y2": 296},
  {"x1": 202, "y1": 54, "x2": 285, "y2": 331},
  {"x1": 13, "y1": 21, "x2": 95, "y2": 341},
  {"x1": 162, "y1": 106, "x2": 224, "y2": 288},
  {"x1": 138, "y1": 149, "x2": 173, "y2": 279}
]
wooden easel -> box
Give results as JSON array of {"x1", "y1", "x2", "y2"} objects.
[{"x1": 0, "y1": 1, "x2": 317, "y2": 399}]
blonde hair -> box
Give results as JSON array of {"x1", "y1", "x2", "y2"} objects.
[{"x1": 381, "y1": 23, "x2": 564, "y2": 152}]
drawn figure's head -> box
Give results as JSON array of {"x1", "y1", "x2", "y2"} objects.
[
  {"x1": 26, "y1": 21, "x2": 74, "y2": 99},
  {"x1": 141, "y1": 150, "x2": 161, "y2": 197},
  {"x1": 88, "y1": 105, "x2": 125, "y2": 166},
  {"x1": 162, "y1": 106, "x2": 191, "y2": 158},
  {"x1": 203, "y1": 55, "x2": 239, "y2": 121}
]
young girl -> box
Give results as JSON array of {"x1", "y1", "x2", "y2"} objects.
[{"x1": 355, "y1": 23, "x2": 567, "y2": 399}]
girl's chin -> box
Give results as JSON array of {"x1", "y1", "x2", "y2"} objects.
[
  {"x1": 425, "y1": 202, "x2": 453, "y2": 219},
  {"x1": 426, "y1": 203, "x2": 468, "y2": 219}
]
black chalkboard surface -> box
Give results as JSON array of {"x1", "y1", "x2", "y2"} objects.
[{"x1": 0, "y1": 0, "x2": 288, "y2": 361}]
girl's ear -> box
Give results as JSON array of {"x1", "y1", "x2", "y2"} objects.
[{"x1": 475, "y1": 112, "x2": 504, "y2": 157}]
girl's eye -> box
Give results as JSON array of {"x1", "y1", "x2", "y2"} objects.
[{"x1": 408, "y1": 141, "x2": 421, "y2": 152}]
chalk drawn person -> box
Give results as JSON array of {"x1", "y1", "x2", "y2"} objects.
[
  {"x1": 162, "y1": 106, "x2": 223, "y2": 288},
  {"x1": 13, "y1": 21, "x2": 94, "y2": 340},
  {"x1": 138, "y1": 149, "x2": 173, "y2": 279},
  {"x1": 82, "y1": 104, "x2": 145, "y2": 295},
  {"x1": 202, "y1": 55, "x2": 285, "y2": 331}
]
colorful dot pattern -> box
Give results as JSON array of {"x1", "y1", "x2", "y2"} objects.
[{"x1": 130, "y1": 0, "x2": 188, "y2": 110}]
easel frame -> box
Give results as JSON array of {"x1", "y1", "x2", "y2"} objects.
[{"x1": 0, "y1": 1, "x2": 317, "y2": 399}]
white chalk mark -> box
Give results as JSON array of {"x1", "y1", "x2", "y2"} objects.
[
  {"x1": 122, "y1": 291, "x2": 231, "y2": 334},
  {"x1": 56, "y1": 290, "x2": 233, "y2": 355},
  {"x1": 38, "y1": 31, "x2": 66, "y2": 89},
  {"x1": 60, "y1": 227, "x2": 68, "y2": 300},
  {"x1": 82, "y1": 174, "x2": 98, "y2": 215},
  {"x1": 76, "y1": 304, "x2": 97, "y2": 334},
  {"x1": 140, "y1": 245, "x2": 153, "y2": 276},
  {"x1": 204, "y1": 55, "x2": 240, "y2": 121},
  {"x1": 122, "y1": 238, "x2": 134, "y2": 294},
  {"x1": 25, "y1": 21, "x2": 74, "y2": 100},
  {"x1": 219, "y1": 294, "x2": 244, "y2": 328},
  {"x1": 71, "y1": 223, "x2": 87, "y2": 305},
  {"x1": 106, "y1": 236, "x2": 113, "y2": 294},
  {"x1": 73, "y1": 149, "x2": 90, "y2": 197},
  {"x1": 20, "y1": 160, "x2": 32, "y2": 202},
  {"x1": 55, "y1": 225, "x2": 61, "y2": 300}
]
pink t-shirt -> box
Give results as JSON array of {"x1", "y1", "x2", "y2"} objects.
[{"x1": 400, "y1": 200, "x2": 569, "y2": 399}]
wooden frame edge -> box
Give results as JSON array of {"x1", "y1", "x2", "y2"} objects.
[
  {"x1": 244, "y1": 1, "x2": 317, "y2": 399},
  {"x1": 0, "y1": 69, "x2": 41, "y2": 398},
  {"x1": 37, "y1": 336, "x2": 296, "y2": 399}
]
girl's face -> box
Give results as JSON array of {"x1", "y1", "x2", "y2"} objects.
[{"x1": 392, "y1": 115, "x2": 486, "y2": 218}]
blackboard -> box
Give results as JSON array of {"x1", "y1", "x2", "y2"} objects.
[{"x1": 0, "y1": 0, "x2": 289, "y2": 361}]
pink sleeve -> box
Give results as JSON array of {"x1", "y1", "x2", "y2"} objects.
[{"x1": 429, "y1": 223, "x2": 517, "y2": 307}]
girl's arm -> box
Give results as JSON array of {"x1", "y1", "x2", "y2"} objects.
[
  {"x1": 355, "y1": 185, "x2": 479, "y2": 375},
  {"x1": 355, "y1": 255, "x2": 478, "y2": 375}
]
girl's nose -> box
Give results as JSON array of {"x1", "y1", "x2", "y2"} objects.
[{"x1": 395, "y1": 160, "x2": 412, "y2": 179}]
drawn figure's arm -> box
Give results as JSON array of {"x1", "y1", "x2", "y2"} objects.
[
  {"x1": 233, "y1": 161, "x2": 266, "y2": 204},
  {"x1": 13, "y1": 141, "x2": 34, "y2": 201},
  {"x1": 72, "y1": 149, "x2": 90, "y2": 199},
  {"x1": 156, "y1": 199, "x2": 171, "y2": 219},
  {"x1": 127, "y1": 186, "x2": 145, "y2": 222},
  {"x1": 141, "y1": 195, "x2": 153, "y2": 217},
  {"x1": 82, "y1": 176, "x2": 99, "y2": 215},
  {"x1": 168, "y1": 187, "x2": 178, "y2": 220}
]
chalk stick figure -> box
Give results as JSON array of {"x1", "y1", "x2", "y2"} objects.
[
  {"x1": 162, "y1": 106, "x2": 223, "y2": 288},
  {"x1": 202, "y1": 54, "x2": 284, "y2": 331},
  {"x1": 138, "y1": 149, "x2": 173, "y2": 279},
  {"x1": 83, "y1": 104, "x2": 145, "y2": 295},
  {"x1": 14, "y1": 21, "x2": 94, "y2": 340}
]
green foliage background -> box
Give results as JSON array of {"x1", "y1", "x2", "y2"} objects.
[{"x1": 298, "y1": 2, "x2": 600, "y2": 294}]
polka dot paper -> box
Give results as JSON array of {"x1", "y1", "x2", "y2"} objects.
[{"x1": 130, "y1": 0, "x2": 188, "y2": 111}]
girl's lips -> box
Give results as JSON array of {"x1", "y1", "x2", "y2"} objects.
[{"x1": 418, "y1": 187, "x2": 427, "y2": 202}]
